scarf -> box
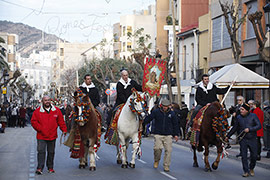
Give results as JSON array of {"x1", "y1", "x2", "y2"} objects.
[
  {"x1": 81, "y1": 82, "x2": 95, "y2": 92},
  {"x1": 198, "y1": 81, "x2": 213, "y2": 94},
  {"x1": 119, "y1": 77, "x2": 131, "y2": 89}
]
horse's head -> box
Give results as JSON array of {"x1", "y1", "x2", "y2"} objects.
[
  {"x1": 73, "y1": 89, "x2": 93, "y2": 126},
  {"x1": 129, "y1": 88, "x2": 149, "y2": 120}
]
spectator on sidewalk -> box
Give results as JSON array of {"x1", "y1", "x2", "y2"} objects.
[
  {"x1": 19, "y1": 105, "x2": 27, "y2": 128},
  {"x1": 226, "y1": 103, "x2": 261, "y2": 177},
  {"x1": 144, "y1": 99, "x2": 179, "y2": 172},
  {"x1": 0, "y1": 104, "x2": 7, "y2": 133},
  {"x1": 31, "y1": 95, "x2": 67, "y2": 175},
  {"x1": 252, "y1": 101, "x2": 264, "y2": 161},
  {"x1": 10, "y1": 105, "x2": 18, "y2": 127},
  {"x1": 262, "y1": 100, "x2": 270, "y2": 153}
]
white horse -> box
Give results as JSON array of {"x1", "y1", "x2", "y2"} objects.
[{"x1": 116, "y1": 89, "x2": 150, "y2": 168}]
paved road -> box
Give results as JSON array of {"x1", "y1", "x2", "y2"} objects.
[{"x1": 0, "y1": 126, "x2": 269, "y2": 180}]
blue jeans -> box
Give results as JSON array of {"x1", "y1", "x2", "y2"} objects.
[
  {"x1": 37, "y1": 139, "x2": 56, "y2": 170},
  {"x1": 240, "y1": 138, "x2": 257, "y2": 173}
]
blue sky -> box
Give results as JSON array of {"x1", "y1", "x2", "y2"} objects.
[{"x1": 0, "y1": 0, "x2": 155, "y2": 43}]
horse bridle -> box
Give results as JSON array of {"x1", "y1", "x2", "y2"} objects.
[
  {"x1": 73, "y1": 89, "x2": 92, "y2": 124},
  {"x1": 129, "y1": 89, "x2": 149, "y2": 120}
]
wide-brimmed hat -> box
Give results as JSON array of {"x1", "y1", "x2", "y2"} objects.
[{"x1": 161, "y1": 99, "x2": 170, "y2": 106}]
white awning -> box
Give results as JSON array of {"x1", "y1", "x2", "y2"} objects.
[
  {"x1": 160, "y1": 85, "x2": 191, "y2": 95},
  {"x1": 209, "y1": 63, "x2": 269, "y2": 88}
]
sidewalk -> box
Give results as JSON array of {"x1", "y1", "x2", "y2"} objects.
[{"x1": 174, "y1": 139, "x2": 270, "y2": 170}]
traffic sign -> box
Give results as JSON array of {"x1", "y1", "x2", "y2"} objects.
[{"x1": 105, "y1": 89, "x2": 111, "y2": 95}]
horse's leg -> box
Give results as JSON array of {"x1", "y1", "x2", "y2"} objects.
[
  {"x1": 203, "y1": 142, "x2": 211, "y2": 172},
  {"x1": 89, "y1": 138, "x2": 96, "y2": 171},
  {"x1": 116, "y1": 144, "x2": 122, "y2": 164},
  {"x1": 212, "y1": 143, "x2": 223, "y2": 170},
  {"x1": 118, "y1": 132, "x2": 128, "y2": 168},
  {"x1": 130, "y1": 134, "x2": 139, "y2": 168},
  {"x1": 192, "y1": 145, "x2": 199, "y2": 167},
  {"x1": 79, "y1": 140, "x2": 87, "y2": 169}
]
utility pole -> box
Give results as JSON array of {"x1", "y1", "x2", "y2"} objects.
[{"x1": 171, "y1": 0, "x2": 182, "y2": 108}]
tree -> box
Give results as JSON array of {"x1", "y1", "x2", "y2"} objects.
[
  {"x1": 79, "y1": 58, "x2": 143, "y2": 92},
  {"x1": 248, "y1": 11, "x2": 270, "y2": 62},
  {"x1": 61, "y1": 68, "x2": 77, "y2": 103},
  {"x1": 219, "y1": 0, "x2": 251, "y2": 62},
  {"x1": 127, "y1": 28, "x2": 153, "y2": 69}
]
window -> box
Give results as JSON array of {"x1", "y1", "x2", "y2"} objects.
[
  {"x1": 183, "y1": 45, "x2": 186, "y2": 79},
  {"x1": 123, "y1": 26, "x2": 126, "y2": 36},
  {"x1": 60, "y1": 61, "x2": 64, "y2": 69},
  {"x1": 191, "y1": 43, "x2": 194, "y2": 79},
  {"x1": 60, "y1": 48, "x2": 64, "y2": 56},
  {"x1": 127, "y1": 26, "x2": 132, "y2": 34},
  {"x1": 123, "y1": 42, "x2": 126, "y2": 52},
  {"x1": 127, "y1": 42, "x2": 132, "y2": 51},
  {"x1": 212, "y1": 16, "x2": 232, "y2": 51},
  {"x1": 246, "y1": 1, "x2": 257, "y2": 39}
]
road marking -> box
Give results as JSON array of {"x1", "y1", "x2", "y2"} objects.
[
  {"x1": 137, "y1": 159, "x2": 147, "y2": 164},
  {"x1": 160, "y1": 171, "x2": 177, "y2": 180},
  {"x1": 29, "y1": 135, "x2": 35, "y2": 180}
]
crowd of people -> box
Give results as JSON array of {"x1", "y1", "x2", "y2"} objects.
[
  {"x1": 0, "y1": 71, "x2": 270, "y2": 177},
  {"x1": 0, "y1": 103, "x2": 35, "y2": 133}
]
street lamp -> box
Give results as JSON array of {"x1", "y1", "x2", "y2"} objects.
[
  {"x1": 105, "y1": 77, "x2": 110, "y2": 105},
  {"x1": 21, "y1": 82, "x2": 26, "y2": 106}
]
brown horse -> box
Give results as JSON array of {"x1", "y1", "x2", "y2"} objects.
[
  {"x1": 192, "y1": 101, "x2": 230, "y2": 172},
  {"x1": 73, "y1": 89, "x2": 100, "y2": 171}
]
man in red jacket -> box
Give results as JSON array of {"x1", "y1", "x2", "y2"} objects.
[
  {"x1": 31, "y1": 95, "x2": 67, "y2": 175},
  {"x1": 252, "y1": 101, "x2": 264, "y2": 161}
]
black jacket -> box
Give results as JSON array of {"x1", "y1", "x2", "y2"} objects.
[
  {"x1": 79, "y1": 86, "x2": 100, "y2": 107},
  {"x1": 227, "y1": 113, "x2": 261, "y2": 139},
  {"x1": 144, "y1": 108, "x2": 179, "y2": 137},
  {"x1": 115, "y1": 80, "x2": 142, "y2": 106},
  {"x1": 195, "y1": 84, "x2": 229, "y2": 106}
]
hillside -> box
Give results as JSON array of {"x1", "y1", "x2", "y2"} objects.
[{"x1": 0, "y1": 20, "x2": 63, "y2": 57}]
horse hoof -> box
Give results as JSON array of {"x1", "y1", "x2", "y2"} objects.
[
  {"x1": 129, "y1": 163, "x2": 135, "y2": 168},
  {"x1": 204, "y1": 167, "x2": 212, "y2": 172},
  {"x1": 79, "y1": 165, "x2": 85, "y2": 169},
  {"x1": 193, "y1": 162, "x2": 199, "y2": 167},
  {"x1": 89, "y1": 167, "x2": 96, "y2": 171},
  {"x1": 211, "y1": 163, "x2": 218, "y2": 170},
  {"x1": 121, "y1": 164, "x2": 128, "y2": 168},
  {"x1": 117, "y1": 160, "x2": 122, "y2": 164}
]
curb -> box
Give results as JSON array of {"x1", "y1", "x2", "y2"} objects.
[{"x1": 173, "y1": 140, "x2": 270, "y2": 170}]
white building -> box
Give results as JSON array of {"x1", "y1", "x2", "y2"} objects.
[
  {"x1": 20, "y1": 51, "x2": 56, "y2": 100},
  {"x1": 119, "y1": 5, "x2": 156, "y2": 60}
]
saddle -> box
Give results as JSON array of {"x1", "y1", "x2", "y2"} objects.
[
  {"x1": 104, "y1": 104, "x2": 125, "y2": 145},
  {"x1": 190, "y1": 105, "x2": 210, "y2": 147}
]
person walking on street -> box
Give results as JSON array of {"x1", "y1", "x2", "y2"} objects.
[
  {"x1": 226, "y1": 103, "x2": 261, "y2": 177},
  {"x1": 252, "y1": 101, "x2": 264, "y2": 161},
  {"x1": 31, "y1": 95, "x2": 67, "y2": 175},
  {"x1": 144, "y1": 99, "x2": 179, "y2": 172}
]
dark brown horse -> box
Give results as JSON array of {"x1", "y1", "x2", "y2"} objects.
[
  {"x1": 73, "y1": 89, "x2": 100, "y2": 171},
  {"x1": 192, "y1": 101, "x2": 230, "y2": 172}
]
